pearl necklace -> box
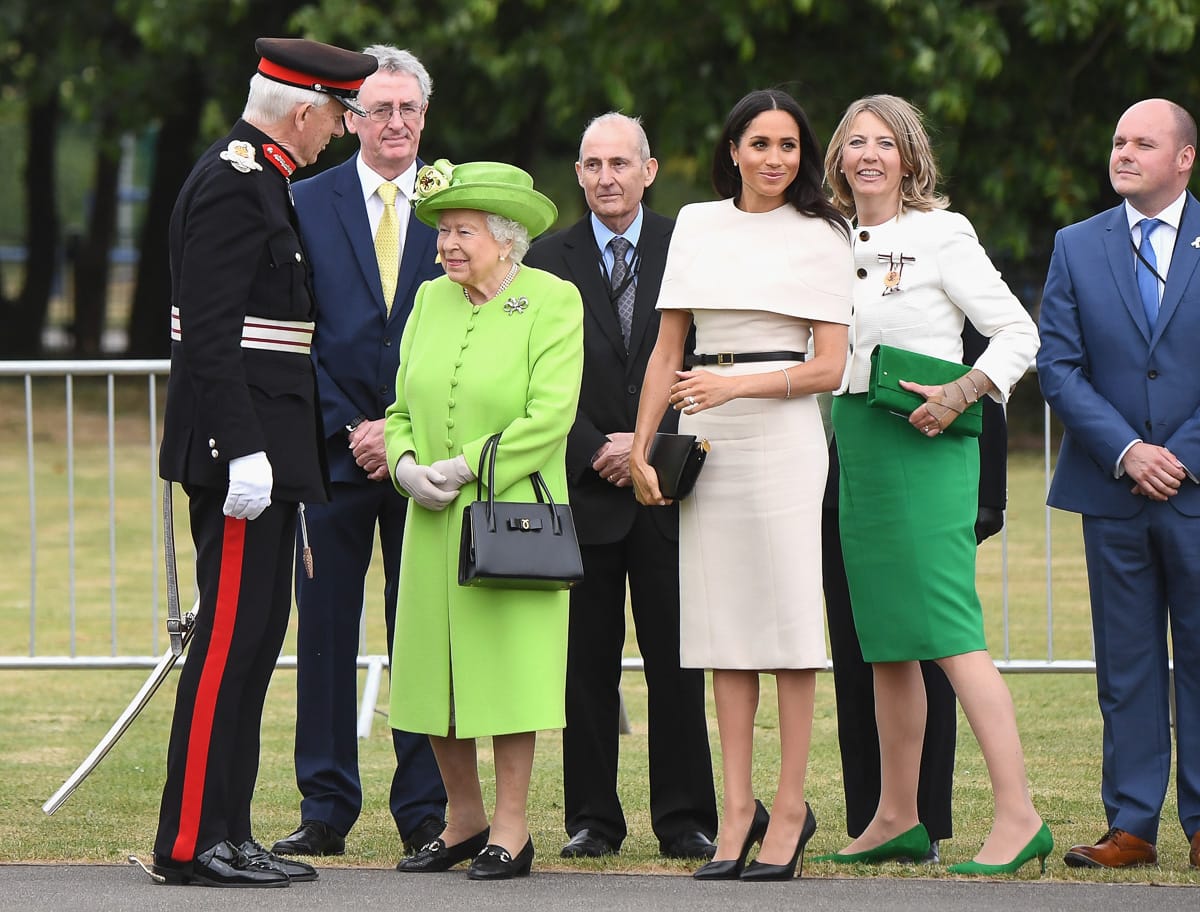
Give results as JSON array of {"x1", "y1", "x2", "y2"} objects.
[{"x1": 463, "y1": 261, "x2": 520, "y2": 305}]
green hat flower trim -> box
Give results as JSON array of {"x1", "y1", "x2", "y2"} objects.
[{"x1": 413, "y1": 159, "x2": 455, "y2": 202}]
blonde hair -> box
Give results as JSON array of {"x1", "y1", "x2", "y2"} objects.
[{"x1": 824, "y1": 94, "x2": 948, "y2": 219}]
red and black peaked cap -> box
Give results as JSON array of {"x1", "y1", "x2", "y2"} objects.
[{"x1": 255, "y1": 37, "x2": 378, "y2": 117}]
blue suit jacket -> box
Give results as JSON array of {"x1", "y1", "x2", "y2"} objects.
[
  {"x1": 1039, "y1": 193, "x2": 1200, "y2": 518},
  {"x1": 292, "y1": 154, "x2": 443, "y2": 484}
]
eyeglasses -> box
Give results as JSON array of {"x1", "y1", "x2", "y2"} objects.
[{"x1": 363, "y1": 102, "x2": 426, "y2": 124}]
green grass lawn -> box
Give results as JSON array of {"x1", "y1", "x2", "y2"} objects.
[{"x1": 0, "y1": 378, "x2": 1196, "y2": 882}]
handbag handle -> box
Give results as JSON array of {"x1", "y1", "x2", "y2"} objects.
[{"x1": 472, "y1": 433, "x2": 565, "y2": 536}]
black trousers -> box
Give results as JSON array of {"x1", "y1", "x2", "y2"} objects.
[
  {"x1": 822, "y1": 502, "x2": 956, "y2": 842},
  {"x1": 155, "y1": 488, "x2": 296, "y2": 861},
  {"x1": 563, "y1": 508, "x2": 717, "y2": 847}
]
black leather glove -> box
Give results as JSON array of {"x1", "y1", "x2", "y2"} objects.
[{"x1": 974, "y1": 506, "x2": 1004, "y2": 544}]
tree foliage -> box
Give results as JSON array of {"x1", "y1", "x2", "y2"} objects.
[{"x1": 3, "y1": 0, "x2": 1200, "y2": 355}]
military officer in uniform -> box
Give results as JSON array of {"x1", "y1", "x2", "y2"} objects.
[{"x1": 149, "y1": 37, "x2": 377, "y2": 888}]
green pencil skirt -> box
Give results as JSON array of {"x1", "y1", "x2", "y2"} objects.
[{"x1": 831, "y1": 394, "x2": 986, "y2": 662}]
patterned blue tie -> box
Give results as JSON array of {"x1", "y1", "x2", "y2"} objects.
[{"x1": 1136, "y1": 217, "x2": 1162, "y2": 327}]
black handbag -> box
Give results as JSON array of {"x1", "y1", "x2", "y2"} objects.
[
  {"x1": 646, "y1": 432, "x2": 710, "y2": 499},
  {"x1": 458, "y1": 433, "x2": 584, "y2": 590}
]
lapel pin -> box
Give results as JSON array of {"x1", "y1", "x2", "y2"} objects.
[{"x1": 1191, "y1": 237, "x2": 1200, "y2": 249}]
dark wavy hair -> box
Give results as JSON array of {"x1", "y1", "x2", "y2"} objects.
[{"x1": 711, "y1": 88, "x2": 848, "y2": 239}]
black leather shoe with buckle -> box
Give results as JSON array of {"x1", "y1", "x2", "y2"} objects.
[
  {"x1": 151, "y1": 840, "x2": 290, "y2": 888},
  {"x1": 396, "y1": 828, "x2": 490, "y2": 873},
  {"x1": 467, "y1": 837, "x2": 535, "y2": 880},
  {"x1": 402, "y1": 814, "x2": 448, "y2": 856}
]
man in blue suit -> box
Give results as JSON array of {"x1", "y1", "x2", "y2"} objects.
[
  {"x1": 1039, "y1": 97, "x2": 1200, "y2": 870},
  {"x1": 271, "y1": 45, "x2": 447, "y2": 861}
]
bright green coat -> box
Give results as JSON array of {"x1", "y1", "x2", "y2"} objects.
[{"x1": 383, "y1": 267, "x2": 583, "y2": 738}]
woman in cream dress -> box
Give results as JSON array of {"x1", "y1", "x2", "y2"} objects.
[{"x1": 631, "y1": 89, "x2": 851, "y2": 881}]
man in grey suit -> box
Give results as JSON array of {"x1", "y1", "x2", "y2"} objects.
[{"x1": 525, "y1": 113, "x2": 717, "y2": 860}]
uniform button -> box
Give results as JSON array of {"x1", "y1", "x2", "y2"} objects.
[
  {"x1": 445, "y1": 438, "x2": 454, "y2": 448},
  {"x1": 384, "y1": 338, "x2": 392, "y2": 347},
  {"x1": 208, "y1": 438, "x2": 216, "y2": 447},
  {"x1": 211, "y1": 449, "x2": 219, "y2": 459},
  {"x1": 856, "y1": 267, "x2": 868, "y2": 279},
  {"x1": 1148, "y1": 369, "x2": 1159, "y2": 379},
  {"x1": 859, "y1": 230, "x2": 870, "y2": 241},
  {"x1": 448, "y1": 398, "x2": 456, "y2": 407},
  {"x1": 626, "y1": 384, "x2": 638, "y2": 395},
  {"x1": 446, "y1": 418, "x2": 455, "y2": 428},
  {"x1": 455, "y1": 360, "x2": 464, "y2": 368},
  {"x1": 449, "y1": 377, "x2": 459, "y2": 387},
  {"x1": 294, "y1": 252, "x2": 302, "y2": 262}
]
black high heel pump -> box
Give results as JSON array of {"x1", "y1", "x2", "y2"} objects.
[
  {"x1": 740, "y1": 802, "x2": 817, "y2": 881},
  {"x1": 693, "y1": 799, "x2": 770, "y2": 880}
]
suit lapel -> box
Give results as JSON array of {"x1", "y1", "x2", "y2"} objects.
[
  {"x1": 561, "y1": 219, "x2": 627, "y2": 360},
  {"x1": 1102, "y1": 206, "x2": 1151, "y2": 343},
  {"x1": 1154, "y1": 191, "x2": 1200, "y2": 345},
  {"x1": 332, "y1": 155, "x2": 386, "y2": 314},
  {"x1": 394, "y1": 210, "x2": 435, "y2": 325},
  {"x1": 627, "y1": 211, "x2": 670, "y2": 358}
]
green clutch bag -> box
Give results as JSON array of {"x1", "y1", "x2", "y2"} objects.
[{"x1": 866, "y1": 344, "x2": 983, "y2": 438}]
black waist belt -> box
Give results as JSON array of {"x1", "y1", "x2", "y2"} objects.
[{"x1": 690, "y1": 350, "x2": 806, "y2": 366}]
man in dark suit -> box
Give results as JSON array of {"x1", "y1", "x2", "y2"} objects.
[
  {"x1": 525, "y1": 113, "x2": 718, "y2": 860},
  {"x1": 270, "y1": 45, "x2": 446, "y2": 862},
  {"x1": 1039, "y1": 97, "x2": 1200, "y2": 870},
  {"x1": 151, "y1": 37, "x2": 376, "y2": 888},
  {"x1": 822, "y1": 325, "x2": 1007, "y2": 865}
]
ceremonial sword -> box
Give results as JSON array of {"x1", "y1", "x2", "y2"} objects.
[{"x1": 42, "y1": 480, "x2": 196, "y2": 816}]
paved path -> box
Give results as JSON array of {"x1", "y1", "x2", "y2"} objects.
[{"x1": 2, "y1": 864, "x2": 1196, "y2": 912}]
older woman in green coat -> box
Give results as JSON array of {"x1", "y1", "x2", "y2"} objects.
[{"x1": 383, "y1": 161, "x2": 583, "y2": 880}]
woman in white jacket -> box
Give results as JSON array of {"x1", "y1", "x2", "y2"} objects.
[{"x1": 814, "y1": 95, "x2": 1049, "y2": 876}]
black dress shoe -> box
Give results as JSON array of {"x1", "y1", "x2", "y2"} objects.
[
  {"x1": 152, "y1": 840, "x2": 290, "y2": 888},
  {"x1": 396, "y1": 828, "x2": 490, "y2": 873},
  {"x1": 270, "y1": 820, "x2": 345, "y2": 857},
  {"x1": 741, "y1": 801, "x2": 817, "y2": 881},
  {"x1": 468, "y1": 837, "x2": 535, "y2": 880},
  {"x1": 403, "y1": 814, "x2": 448, "y2": 856},
  {"x1": 661, "y1": 830, "x2": 718, "y2": 860},
  {"x1": 560, "y1": 828, "x2": 619, "y2": 858},
  {"x1": 237, "y1": 839, "x2": 318, "y2": 882}
]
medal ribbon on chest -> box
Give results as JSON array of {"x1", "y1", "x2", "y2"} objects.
[{"x1": 877, "y1": 252, "x2": 915, "y2": 295}]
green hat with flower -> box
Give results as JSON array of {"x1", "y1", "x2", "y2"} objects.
[{"x1": 412, "y1": 159, "x2": 558, "y2": 237}]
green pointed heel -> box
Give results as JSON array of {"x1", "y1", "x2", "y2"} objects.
[
  {"x1": 811, "y1": 823, "x2": 930, "y2": 864},
  {"x1": 946, "y1": 823, "x2": 1054, "y2": 875}
]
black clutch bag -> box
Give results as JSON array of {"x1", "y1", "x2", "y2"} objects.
[
  {"x1": 646, "y1": 432, "x2": 710, "y2": 499},
  {"x1": 867, "y1": 344, "x2": 983, "y2": 438},
  {"x1": 458, "y1": 433, "x2": 584, "y2": 590}
]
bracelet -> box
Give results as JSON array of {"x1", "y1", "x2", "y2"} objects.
[{"x1": 779, "y1": 367, "x2": 792, "y2": 400}]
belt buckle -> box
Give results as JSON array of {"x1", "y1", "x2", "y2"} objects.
[{"x1": 716, "y1": 352, "x2": 734, "y2": 366}]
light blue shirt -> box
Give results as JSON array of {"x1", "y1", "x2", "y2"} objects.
[{"x1": 589, "y1": 207, "x2": 645, "y2": 279}]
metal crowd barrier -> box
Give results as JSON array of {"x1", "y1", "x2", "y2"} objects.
[{"x1": 0, "y1": 360, "x2": 1095, "y2": 706}]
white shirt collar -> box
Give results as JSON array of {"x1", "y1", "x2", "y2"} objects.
[
  {"x1": 1125, "y1": 190, "x2": 1187, "y2": 234},
  {"x1": 355, "y1": 154, "x2": 418, "y2": 202}
]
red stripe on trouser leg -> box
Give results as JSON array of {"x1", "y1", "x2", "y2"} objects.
[{"x1": 171, "y1": 516, "x2": 246, "y2": 860}]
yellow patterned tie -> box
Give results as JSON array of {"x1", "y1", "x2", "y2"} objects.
[{"x1": 375, "y1": 182, "x2": 399, "y2": 314}]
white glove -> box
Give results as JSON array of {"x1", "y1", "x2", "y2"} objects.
[
  {"x1": 429, "y1": 455, "x2": 475, "y2": 493},
  {"x1": 394, "y1": 454, "x2": 457, "y2": 511},
  {"x1": 224, "y1": 451, "x2": 273, "y2": 520}
]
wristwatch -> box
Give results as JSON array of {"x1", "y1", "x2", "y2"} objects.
[{"x1": 344, "y1": 414, "x2": 368, "y2": 436}]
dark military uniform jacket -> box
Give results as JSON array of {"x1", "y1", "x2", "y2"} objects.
[{"x1": 159, "y1": 119, "x2": 330, "y2": 503}]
